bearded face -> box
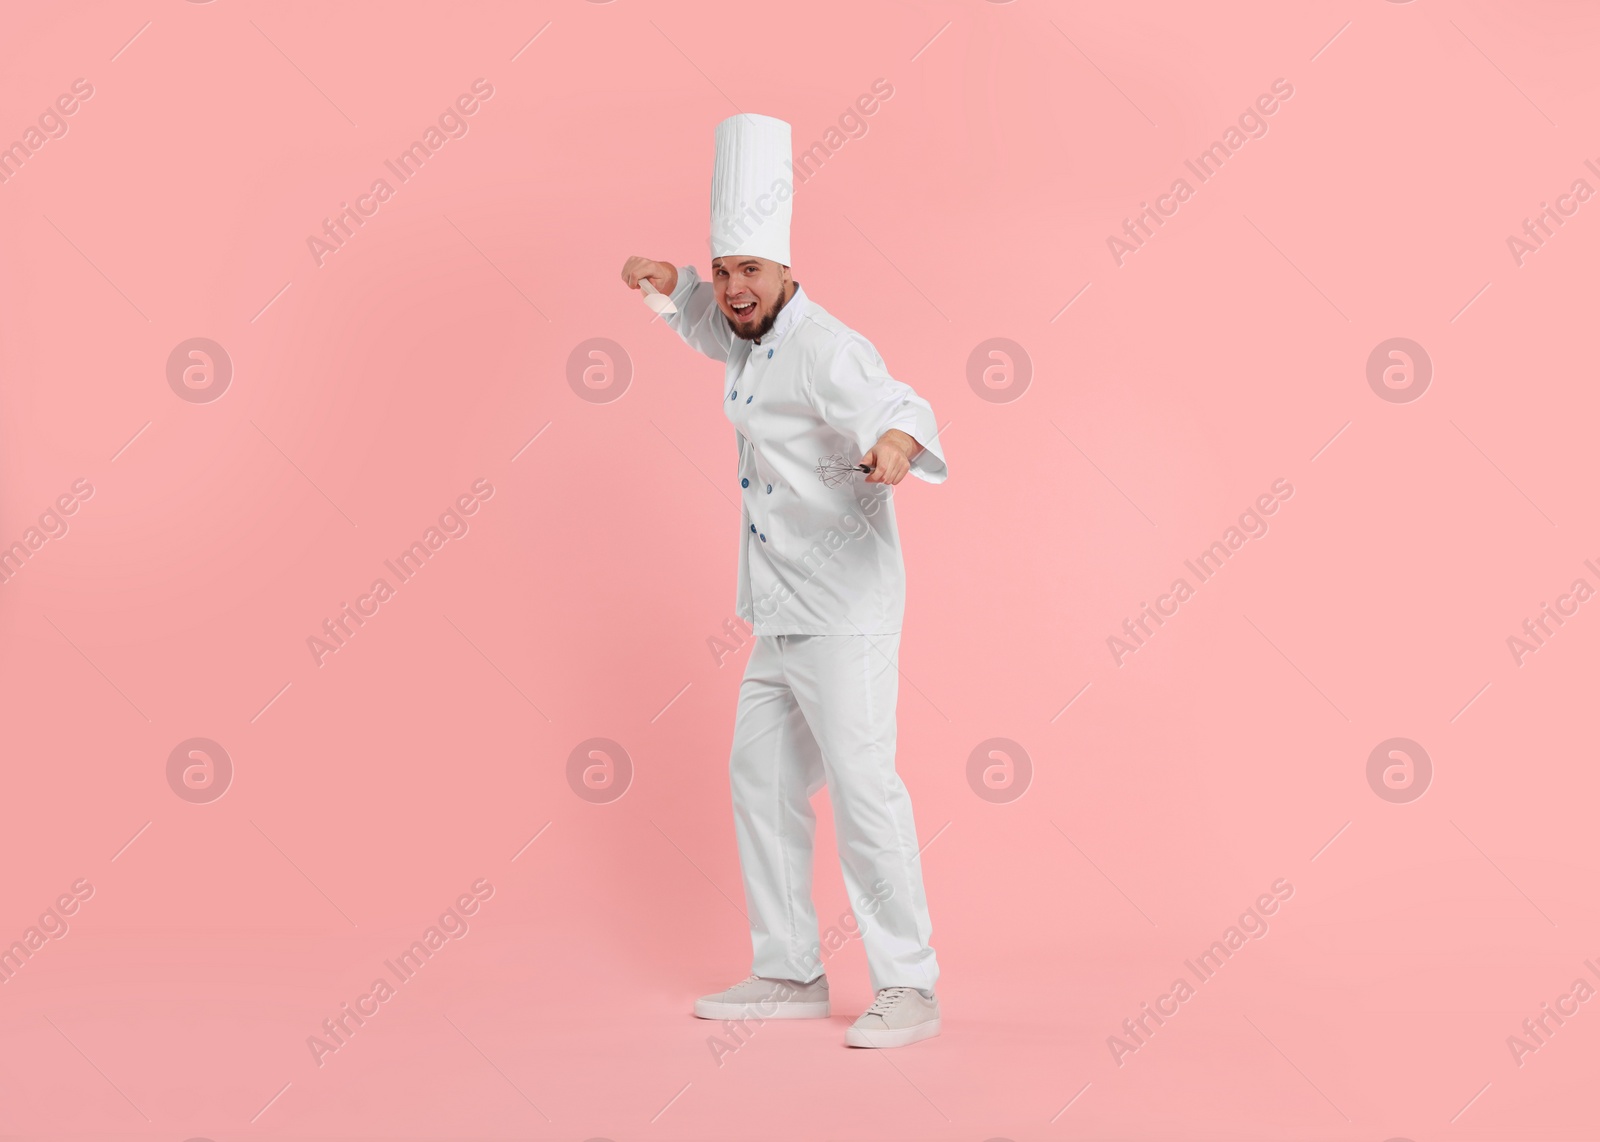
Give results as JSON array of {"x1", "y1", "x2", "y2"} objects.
[{"x1": 713, "y1": 255, "x2": 793, "y2": 341}]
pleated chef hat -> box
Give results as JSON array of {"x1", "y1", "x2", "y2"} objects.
[{"x1": 709, "y1": 113, "x2": 793, "y2": 266}]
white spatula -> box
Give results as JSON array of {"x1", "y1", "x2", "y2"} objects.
[{"x1": 639, "y1": 278, "x2": 678, "y2": 315}]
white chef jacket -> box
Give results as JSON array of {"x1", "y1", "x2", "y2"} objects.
[{"x1": 663, "y1": 264, "x2": 948, "y2": 635}]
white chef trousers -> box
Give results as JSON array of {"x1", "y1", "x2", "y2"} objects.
[{"x1": 728, "y1": 631, "x2": 939, "y2": 993}]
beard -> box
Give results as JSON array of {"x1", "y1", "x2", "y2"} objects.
[{"x1": 725, "y1": 283, "x2": 792, "y2": 342}]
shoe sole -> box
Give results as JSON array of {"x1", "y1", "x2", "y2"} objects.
[
  {"x1": 843, "y1": 1018, "x2": 942, "y2": 1048},
  {"x1": 693, "y1": 999, "x2": 830, "y2": 1020}
]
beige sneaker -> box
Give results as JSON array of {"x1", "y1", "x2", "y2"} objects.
[
  {"x1": 693, "y1": 973, "x2": 830, "y2": 1020},
  {"x1": 844, "y1": 986, "x2": 941, "y2": 1048}
]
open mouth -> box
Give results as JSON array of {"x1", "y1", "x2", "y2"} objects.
[{"x1": 730, "y1": 300, "x2": 757, "y2": 320}]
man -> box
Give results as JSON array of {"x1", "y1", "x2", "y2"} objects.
[{"x1": 619, "y1": 112, "x2": 946, "y2": 1049}]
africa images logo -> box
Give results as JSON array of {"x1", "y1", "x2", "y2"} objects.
[{"x1": 305, "y1": 80, "x2": 495, "y2": 267}]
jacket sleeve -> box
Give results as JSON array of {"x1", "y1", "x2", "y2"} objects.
[
  {"x1": 808, "y1": 332, "x2": 948, "y2": 484},
  {"x1": 661, "y1": 264, "x2": 734, "y2": 364}
]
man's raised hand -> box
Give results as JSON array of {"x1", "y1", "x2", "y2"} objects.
[{"x1": 621, "y1": 256, "x2": 678, "y2": 297}]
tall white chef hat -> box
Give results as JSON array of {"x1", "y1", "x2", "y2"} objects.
[{"x1": 709, "y1": 112, "x2": 793, "y2": 266}]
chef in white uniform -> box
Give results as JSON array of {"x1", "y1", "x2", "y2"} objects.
[{"x1": 621, "y1": 112, "x2": 947, "y2": 1049}]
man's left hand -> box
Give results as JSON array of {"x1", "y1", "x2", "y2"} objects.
[{"x1": 860, "y1": 429, "x2": 923, "y2": 485}]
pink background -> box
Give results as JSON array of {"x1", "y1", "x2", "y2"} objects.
[{"x1": 2, "y1": 1, "x2": 1598, "y2": 1139}]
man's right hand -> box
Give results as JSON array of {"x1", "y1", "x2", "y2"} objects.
[{"x1": 621, "y1": 257, "x2": 678, "y2": 298}]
